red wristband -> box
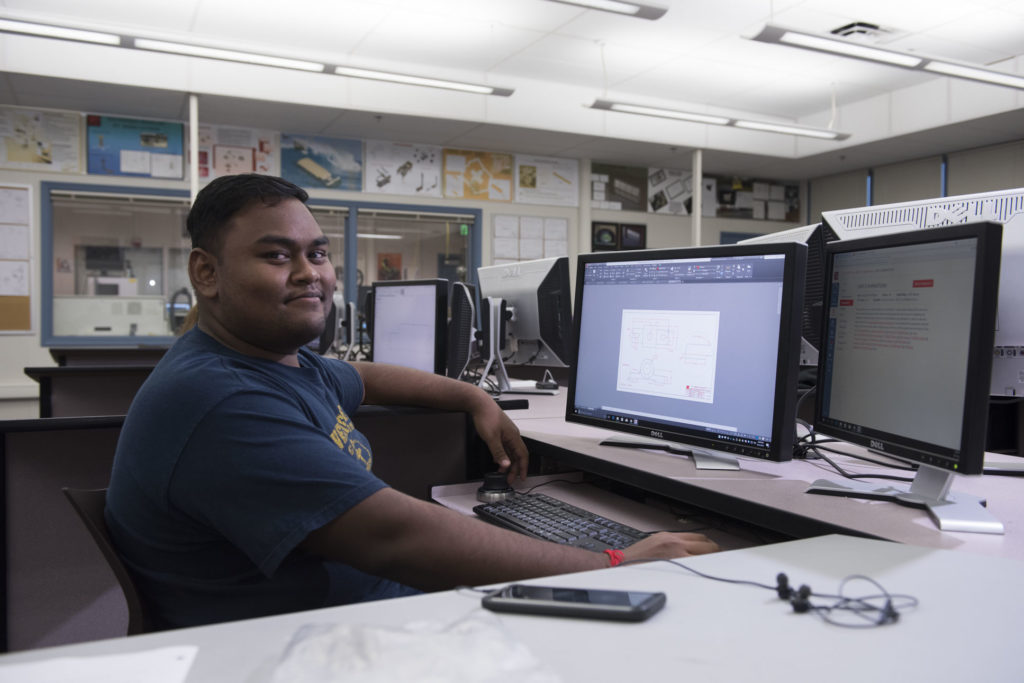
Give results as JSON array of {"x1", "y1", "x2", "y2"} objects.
[{"x1": 604, "y1": 549, "x2": 624, "y2": 567}]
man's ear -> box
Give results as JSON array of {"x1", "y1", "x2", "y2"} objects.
[{"x1": 189, "y1": 248, "x2": 218, "y2": 299}]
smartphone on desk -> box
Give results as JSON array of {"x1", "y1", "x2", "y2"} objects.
[{"x1": 482, "y1": 584, "x2": 666, "y2": 622}]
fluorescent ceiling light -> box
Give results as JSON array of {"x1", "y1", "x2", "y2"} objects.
[
  {"x1": 776, "y1": 29, "x2": 922, "y2": 68},
  {"x1": 591, "y1": 98, "x2": 848, "y2": 140},
  {"x1": 0, "y1": 18, "x2": 513, "y2": 95},
  {"x1": 356, "y1": 233, "x2": 403, "y2": 240},
  {"x1": 546, "y1": 0, "x2": 667, "y2": 20},
  {"x1": 732, "y1": 119, "x2": 845, "y2": 140},
  {"x1": 0, "y1": 18, "x2": 120, "y2": 45},
  {"x1": 600, "y1": 101, "x2": 731, "y2": 125},
  {"x1": 334, "y1": 66, "x2": 513, "y2": 96},
  {"x1": 134, "y1": 38, "x2": 325, "y2": 72},
  {"x1": 752, "y1": 24, "x2": 1024, "y2": 91},
  {"x1": 922, "y1": 61, "x2": 1024, "y2": 89}
]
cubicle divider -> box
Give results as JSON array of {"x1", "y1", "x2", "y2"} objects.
[
  {"x1": 1, "y1": 416, "x2": 124, "y2": 652},
  {"x1": 1, "y1": 407, "x2": 476, "y2": 653}
]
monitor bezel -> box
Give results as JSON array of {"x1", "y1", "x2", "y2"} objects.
[
  {"x1": 369, "y1": 278, "x2": 448, "y2": 375},
  {"x1": 446, "y1": 281, "x2": 477, "y2": 380},
  {"x1": 565, "y1": 242, "x2": 807, "y2": 462},
  {"x1": 812, "y1": 221, "x2": 1003, "y2": 475}
]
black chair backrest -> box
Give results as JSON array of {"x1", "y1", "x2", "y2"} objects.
[{"x1": 61, "y1": 487, "x2": 151, "y2": 635}]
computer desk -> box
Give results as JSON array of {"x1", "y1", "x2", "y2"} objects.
[
  {"x1": 507, "y1": 392, "x2": 1024, "y2": 561},
  {"x1": 0, "y1": 533, "x2": 1020, "y2": 681}
]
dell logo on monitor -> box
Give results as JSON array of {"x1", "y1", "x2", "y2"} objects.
[
  {"x1": 501, "y1": 266, "x2": 521, "y2": 278},
  {"x1": 870, "y1": 439, "x2": 885, "y2": 451},
  {"x1": 650, "y1": 430, "x2": 664, "y2": 439}
]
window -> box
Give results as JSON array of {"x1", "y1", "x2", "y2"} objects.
[
  {"x1": 42, "y1": 184, "x2": 480, "y2": 347},
  {"x1": 45, "y1": 185, "x2": 190, "y2": 343}
]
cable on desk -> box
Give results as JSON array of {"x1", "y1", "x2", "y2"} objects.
[
  {"x1": 628, "y1": 559, "x2": 918, "y2": 628},
  {"x1": 516, "y1": 478, "x2": 589, "y2": 496},
  {"x1": 793, "y1": 430, "x2": 916, "y2": 482}
]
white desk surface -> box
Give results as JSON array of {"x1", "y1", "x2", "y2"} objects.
[
  {"x1": 2, "y1": 534, "x2": 1020, "y2": 682},
  {"x1": 503, "y1": 390, "x2": 568, "y2": 420},
  {"x1": 507, "y1": 396, "x2": 1024, "y2": 561}
]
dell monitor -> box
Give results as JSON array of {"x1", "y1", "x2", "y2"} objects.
[
  {"x1": 477, "y1": 256, "x2": 574, "y2": 394},
  {"x1": 821, "y1": 187, "x2": 1024, "y2": 396},
  {"x1": 810, "y1": 221, "x2": 1003, "y2": 533},
  {"x1": 370, "y1": 279, "x2": 447, "y2": 375},
  {"x1": 566, "y1": 242, "x2": 806, "y2": 468}
]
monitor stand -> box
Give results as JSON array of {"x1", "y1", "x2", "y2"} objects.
[
  {"x1": 478, "y1": 298, "x2": 558, "y2": 396},
  {"x1": 600, "y1": 438, "x2": 740, "y2": 471},
  {"x1": 806, "y1": 463, "x2": 1004, "y2": 534}
]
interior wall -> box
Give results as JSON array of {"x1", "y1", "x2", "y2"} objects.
[
  {"x1": 947, "y1": 140, "x2": 1024, "y2": 195},
  {"x1": 872, "y1": 156, "x2": 944, "y2": 205},
  {"x1": 807, "y1": 169, "x2": 868, "y2": 223},
  {"x1": 3, "y1": 138, "x2": 1024, "y2": 421}
]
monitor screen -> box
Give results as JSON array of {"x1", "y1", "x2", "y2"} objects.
[
  {"x1": 814, "y1": 221, "x2": 1002, "y2": 475},
  {"x1": 566, "y1": 242, "x2": 806, "y2": 462},
  {"x1": 370, "y1": 279, "x2": 447, "y2": 374},
  {"x1": 477, "y1": 256, "x2": 574, "y2": 368}
]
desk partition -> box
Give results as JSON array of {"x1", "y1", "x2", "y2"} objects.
[{"x1": 1, "y1": 406, "x2": 474, "y2": 653}]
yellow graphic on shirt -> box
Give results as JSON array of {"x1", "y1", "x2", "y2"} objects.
[{"x1": 330, "y1": 405, "x2": 372, "y2": 470}]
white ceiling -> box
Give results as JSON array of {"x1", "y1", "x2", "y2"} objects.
[{"x1": 1, "y1": 0, "x2": 1023, "y2": 179}]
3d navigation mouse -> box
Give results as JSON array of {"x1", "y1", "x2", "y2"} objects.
[{"x1": 476, "y1": 471, "x2": 514, "y2": 503}]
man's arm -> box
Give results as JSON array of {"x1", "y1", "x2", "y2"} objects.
[
  {"x1": 351, "y1": 361, "x2": 528, "y2": 479},
  {"x1": 300, "y1": 487, "x2": 719, "y2": 591}
]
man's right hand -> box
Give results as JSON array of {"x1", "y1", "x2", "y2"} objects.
[{"x1": 619, "y1": 531, "x2": 720, "y2": 564}]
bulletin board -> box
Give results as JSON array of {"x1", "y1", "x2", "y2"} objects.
[{"x1": 0, "y1": 184, "x2": 32, "y2": 333}]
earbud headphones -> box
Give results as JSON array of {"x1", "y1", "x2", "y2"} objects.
[
  {"x1": 774, "y1": 572, "x2": 905, "y2": 625},
  {"x1": 775, "y1": 573, "x2": 812, "y2": 613}
]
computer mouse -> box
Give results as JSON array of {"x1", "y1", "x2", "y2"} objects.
[{"x1": 476, "y1": 471, "x2": 514, "y2": 503}]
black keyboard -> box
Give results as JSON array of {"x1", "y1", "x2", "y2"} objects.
[{"x1": 473, "y1": 492, "x2": 649, "y2": 552}]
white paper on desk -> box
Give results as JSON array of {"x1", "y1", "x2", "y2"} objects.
[
  {"x1": 270, "y1": 612, "x2": 560, "y2": 683},
  {"x1": 0, "y1": 645, "x2": 197, "y2": 683}
]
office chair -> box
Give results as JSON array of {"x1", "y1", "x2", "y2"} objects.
[{"x1": 61, "y1": 487, "x2": 152, "y2": 635}]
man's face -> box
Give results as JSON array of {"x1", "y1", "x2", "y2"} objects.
[{"x1": 201, "y1": 197, "x2": 336, "y2": 359}]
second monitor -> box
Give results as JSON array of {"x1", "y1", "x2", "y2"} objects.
[
  {"x1": 369, "y1": 279, "x2": 448, "y2": 375},
  {"x1": 477, "y1": 256, "x2": 574, "y2": 394}
]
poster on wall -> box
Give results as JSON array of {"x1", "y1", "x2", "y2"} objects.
[
  {"x1": 590, "y1": 163, "x2": 647, "y2": 212},
  {"x1": 377, "y1": 253, "x2": 402, "y2": 280},
  {"x1": 0, "y1": 107, "x2": 82, "y2": 174},
  {"x1": 647, "y1": 167, "x2": 692, "y2": 215},
  {"x1": 281, "y1": 133, "x2": 362, "y2": 190},
  {"x1": 86, "y1": 115, "x2": 184, "y2": 178},
  {"x1": 515, "y1": 155, "x2": 579, "y2": 206},
  {"x1": 714, "y1": 176, "x2": 800, "y2": 221},
  {"x1": 0, "y1": 183, "x2": 32, "y2": 334},
  {"x1": 363, "y1": 140, "x2": 442, "y2": 197},
  {"x1": 592, "y1": 221, "x2": 645, "y2": 251},
  {"x1": 442, "y1": 149, "x2": 514, "y2": 201},
  {"x1": 493, "y1": 214, "x2": 570, "y2": 263},
  {"x1": 198, "y1": 125, "x2": 279, "y2": 179}
]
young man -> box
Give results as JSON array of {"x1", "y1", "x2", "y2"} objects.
[{"x1": 106, "y1": 174, "x2": 718, "y2": 630}]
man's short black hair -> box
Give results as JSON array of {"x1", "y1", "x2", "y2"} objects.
[{"x1": 187, "y1": 174, "x2": 309, "y2": 256}]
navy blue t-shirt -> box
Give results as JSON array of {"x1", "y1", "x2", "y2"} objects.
[{"x1": 106, "y1": 328, "x2": 417, "y2": 629}]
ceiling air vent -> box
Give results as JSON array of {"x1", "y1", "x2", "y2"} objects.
[{"x1": 830, "y1": 22, "x2": 893, "y2": 41}]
